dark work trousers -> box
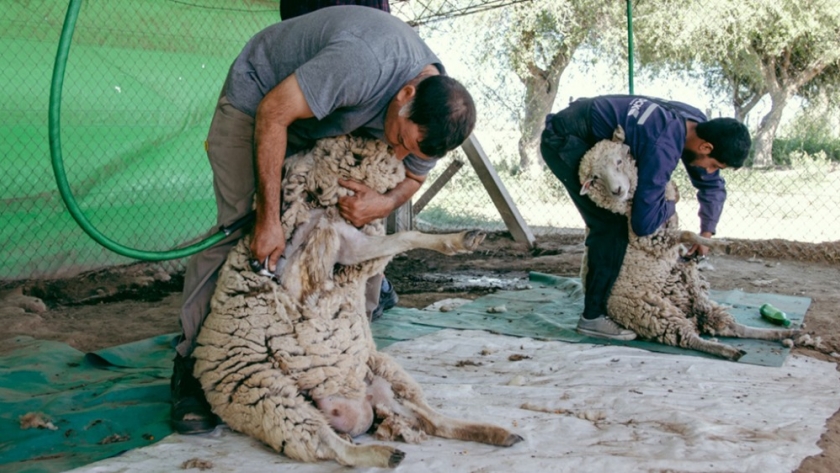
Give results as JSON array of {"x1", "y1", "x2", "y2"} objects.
[{"x1": 540, "y1": 98, "x2": 629, "y2": 320}]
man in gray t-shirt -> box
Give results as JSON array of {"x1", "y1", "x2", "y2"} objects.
[{"x1": 172, "y1": 5, "x2": 476, "y2": 435}]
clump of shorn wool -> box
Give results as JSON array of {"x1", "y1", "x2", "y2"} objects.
[
  {"x1": 192, "y1": 135, "x2": 521, "y2": 468},
  {"x1": 578, "y1": 127, "x2": 798, "y2": 361}
]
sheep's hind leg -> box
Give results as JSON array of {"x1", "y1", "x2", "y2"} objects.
[
  {"x1": 285, "y1": 407, "x2": 404, "y2": 467},
  {"x1": 336, "y1": 225, "x2": 485, "y2": 265},
  {"x1": 224, "y1": 382, "x2": 403, "y2": 467},
  {"x1": 314, "y1": 424, "x2": 405, "y2": 468},
  {"x1": 714, "y1": 320, "x2": 800, "y2": 341},
  {"x1": 367, "y1": 351, "x2": 523, "y2": 447},
  {"x1": 196, "y1": 359, "x2": 403, "y2": 468},
  {"x1": 693, "y1": 300, "x2": 801, "y2": 342}
]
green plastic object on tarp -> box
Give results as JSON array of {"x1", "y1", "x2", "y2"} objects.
[
  {"x1": 0, "y1": 334, "x2": 176, "y2": 473},
  {"x1": 372, "y1": 272, "x2": 810, "y2": 367}
]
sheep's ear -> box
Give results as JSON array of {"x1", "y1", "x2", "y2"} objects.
[
  {"x1": 580, "y1": 179, "x2": 593, "y2": 195},
  {"x1": 613, "y1": 126, "x2": 625, "y2": 143}
]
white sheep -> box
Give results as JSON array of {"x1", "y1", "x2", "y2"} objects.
[
  {"x1": 192, "y1": 135, "x2": 522, "y2": 468},
  {"x1": 578, "y1": 127, "x2": 799, "y2": 361}
]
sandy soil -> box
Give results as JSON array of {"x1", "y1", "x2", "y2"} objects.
[{"x1": 1, "y1": 232, "x2": 838, "y2": 472}]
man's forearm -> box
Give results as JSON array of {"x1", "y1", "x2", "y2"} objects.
[
  {"x1": 383, "y1": 171, "x2": 424, "y2": 215},
  {"x1": 254, "y1": 121, "x2": 287, "y2": 226}
]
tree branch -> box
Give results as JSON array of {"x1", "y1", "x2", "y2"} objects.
[{"x1": 740, "y1": 89, "x2": 766, "y2": 118}]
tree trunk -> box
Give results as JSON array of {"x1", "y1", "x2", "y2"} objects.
[
  {"x1": 516, "y1": 64, "x2": 565, "y2": 172},
  {"x1": 751, "y1": 90, "x2": 789, "y2": 167}
]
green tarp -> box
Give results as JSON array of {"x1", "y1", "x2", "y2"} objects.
[
  {"x1": 374, "y1": 272, "x2": 808, "y2": 367},
  {"x1": 0, "y1": 273, "x2": 809, "y2": 473},
  {"x1": 0, "y1": 334, "x2": 174, "y2": 473}
]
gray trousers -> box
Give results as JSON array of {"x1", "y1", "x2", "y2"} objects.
[{"x1": 177, "y1": 96, "x2": 381, "y2": 357}]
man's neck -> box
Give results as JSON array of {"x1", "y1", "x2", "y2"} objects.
[
  {"x1": 416, "y1": 64, "x2": 440, "y2": 81},
  {"x1": 685, "y1": 119, "x2": 699, "y2": 141}
]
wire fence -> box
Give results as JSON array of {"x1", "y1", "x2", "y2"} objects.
[{"x1": 2, "y1": 0, "x2": 839, "y2": 282}]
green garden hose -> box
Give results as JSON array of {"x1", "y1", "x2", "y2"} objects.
[{"x1": 49, "y1": 0, "x2": 249, "y2": 261}]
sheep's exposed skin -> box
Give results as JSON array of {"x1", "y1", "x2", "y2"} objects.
[
  {"x1": 192, "y1": 136, "x2": 522, "y2": 468},
  {"x1": 579, "y1": 127, "x2": 799, "y2": 361},
  {"x1": 314, "y1": 375, "x2": 402, "y2": 438}
]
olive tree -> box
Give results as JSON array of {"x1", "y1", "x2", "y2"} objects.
[
  {"x1": 634, "y1": 0, "x2": 840, "y2": 167},
  {"x1": 468, "y1": 0, "x2": 625, "y2": 172}
]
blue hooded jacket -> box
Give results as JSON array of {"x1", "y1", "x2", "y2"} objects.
[{"x1": 589, "y1": 95, "x2": 726, "y2": 236}]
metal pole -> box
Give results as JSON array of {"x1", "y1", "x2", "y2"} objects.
[{"x1": 626, "y1": 0, "x2": 635, "y2": 95}]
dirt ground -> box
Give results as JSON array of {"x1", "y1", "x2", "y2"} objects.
[{"x1": 1, "y1": 232, "x2": 838, "y2": 473}]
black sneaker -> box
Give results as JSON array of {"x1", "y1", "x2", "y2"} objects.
[
  {"x1": 371, "y1": 276, "x2": 399, "y2": 321},
  {"x1": 171, "y1": 353, "x2": 218, "y2": 434}
]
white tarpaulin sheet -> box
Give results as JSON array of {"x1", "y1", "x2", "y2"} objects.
[{"x1": 71, "y1": 329, "x2": 840, "y2": 473}]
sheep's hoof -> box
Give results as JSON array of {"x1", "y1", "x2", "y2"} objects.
[
  {"x1": 462, "y1": 231, "x2": 486, "y2": 251},
  {"x1": 389, "y1": 449, "x2": 406, "y2": 468},
  {"x1": 502, "y1": 433, "x2": 524, "y2": 447},
  {"x1": 731, "y1": 349, "x2": 747, "y2": 362}
]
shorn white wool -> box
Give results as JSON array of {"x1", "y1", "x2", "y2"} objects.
[
  {"x1": 192, "y1": 135, "x2": 522, "y2": 468},
  {"x1": 578, "y1": 127, "x2": 798, "y2": 361}
]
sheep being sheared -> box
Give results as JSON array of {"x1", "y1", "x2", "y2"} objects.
[
  {"x1": 578, "y1": 126, "x2": 799, "y2": 361},
  {"x1": 192, "y1": 135, "x2": 522, "y2": 468}
]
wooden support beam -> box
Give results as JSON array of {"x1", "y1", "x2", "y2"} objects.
[
  {"x1": 386, "y1": 200, "x2": 413, "y2": 234},
  {"x1": 460, "y1": 134, "x2": 535, "y2": 248}
]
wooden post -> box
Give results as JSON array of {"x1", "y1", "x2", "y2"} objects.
[
  {"x1": 460, "y1": 134, "x2": 535, "y2": 248},
  {"x1": 386, "y1": 200, "x2": 413, "y2": 234}
]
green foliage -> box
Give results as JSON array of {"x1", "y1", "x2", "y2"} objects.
[
  {"x1": 634, "y1": 0, "x2": 840, "y2": 118},
  {"x1": 416, "y1": 205, "x2": 504, "y2": 230},
  {"x1": 765, "y1": 96, "x2": 840, "y2": 165},
  {"x1": 770, "y1": 138, "x2": 840, "y2": 165}
]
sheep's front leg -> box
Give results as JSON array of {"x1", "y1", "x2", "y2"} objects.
[
  {"x1": 677, "y1": 231, "x2": 729, "y2": 252},
  {"x1": 639, "y1": 294, "x2": 745, "y2": 361},
  {"x1": 367, "y1": 351, "x2": 523, "y2": 447},
  {"x1": 682, "y1": 334, "x2": 746, "y2": 361},
  {"x1": 335, "y1": 224, "x2": 485, "y2": 266}
]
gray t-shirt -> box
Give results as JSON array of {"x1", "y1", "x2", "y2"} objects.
[{"x1": 224, "y1": 6, "x2": 444, "y2": 175}]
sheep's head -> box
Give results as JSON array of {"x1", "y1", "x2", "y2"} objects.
[{"x1": 578, "y1": 126, "x2": 637, "y2": 215}]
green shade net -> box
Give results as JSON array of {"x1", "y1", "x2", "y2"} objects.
[
  {"x1": 2, "y1": 0, "x2": 278, "y2": 279},
  {"x1": 0, "y1": 272, "x2": 809, "y2": 472}
]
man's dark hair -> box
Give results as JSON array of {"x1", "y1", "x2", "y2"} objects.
[
  {"x1": 407, "y1": 75, "x2": 476, "y2": 158},
  {"x1": 696, "y1": 118, "x2": 751, "y2": 168}
]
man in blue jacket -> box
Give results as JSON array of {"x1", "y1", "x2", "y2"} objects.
[{"x1": 540, "y1": 95, "x2": 751, "y2": 340}]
